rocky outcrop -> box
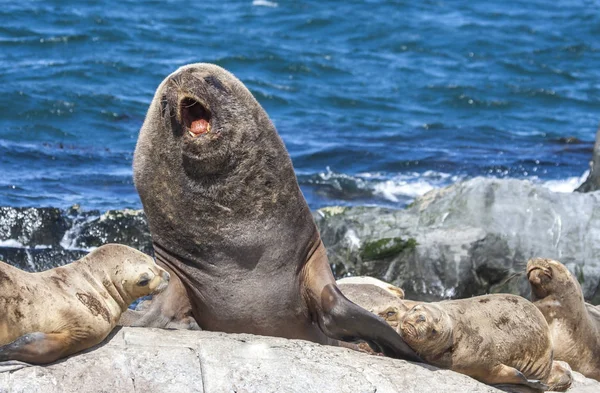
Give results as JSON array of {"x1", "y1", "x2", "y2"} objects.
[
  {"x1": 1, "y1": 177, "x2": 599, "y2": 303},
  {"x1": 0, "y1": 207, "x2": 151, "y2": 272},
  {"x1": 1, "y1": 327, "x2": 598, "y2": 393},
  {"x1": 314, "y1": 178, "x2": 600, "y2": 304},
  {"x1": 575, "y1": 125, "x2": 600, "y2": 193}
]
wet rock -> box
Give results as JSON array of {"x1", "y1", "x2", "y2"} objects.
[
  {"x1": 575, "y1": 125, "x2": 600, "y2": 193},
  {"x1": 316, "y1": 178, "x2": 600, "y2": 304},
  {"x1": 0, "y1": 207, "x2": 69, "y2": 247},
  {"x1": 70, "y1": 209, "x2": 152, "y2": 255},
  {"x1": 0, "y1": 246, "x2": 86, "y2": 272}
]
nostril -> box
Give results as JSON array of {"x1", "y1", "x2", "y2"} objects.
[{"x1": 417, "y1": 315, "x2": 426, "y2": 322}]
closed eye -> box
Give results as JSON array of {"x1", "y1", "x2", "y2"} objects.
[{"x1": 137, "y1": 273, "x2": 151, "y2": 287}]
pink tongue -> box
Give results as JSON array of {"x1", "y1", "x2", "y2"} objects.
[{"x1": 190, "y1": 119, "x2": 209, "y2": 135}]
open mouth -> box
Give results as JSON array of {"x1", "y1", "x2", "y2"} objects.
[{"x1": 180, "y1": 97, "x2": 212, "y2": 138}]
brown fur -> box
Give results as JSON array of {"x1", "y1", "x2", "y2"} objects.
[
  {"x1": 124, "y1": 63, "x2": 420, "y2": 361},
  {"x1": 527, "y1": 257, "x2": 600, "y2": 381},
  {"x1": 0, "y1": 244, "x2": 169, "y2": 365},
  {"x1": 398, "y1": 294, "x2": 568, "y2": 390}
]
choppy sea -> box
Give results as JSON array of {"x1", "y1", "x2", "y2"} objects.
[{"x1": 1, "y1": 0, "x2": 599, "y2": 211}]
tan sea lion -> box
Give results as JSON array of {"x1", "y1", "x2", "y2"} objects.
[
  {"x1": 121, "y1": 63, "x2": 420, "y2": 361},
  {"x1": 527, "y1": 257, "x2": 600, "y2": 381},
  {"x1": 0, "y1": 244, "x2": 169, "y2": 364},
  {"x1": 398, "y1": 294, "x2": 572, "y2": 391},
  {"x1": 337, "y1": 276, "x2": 405, "y2": 299}
]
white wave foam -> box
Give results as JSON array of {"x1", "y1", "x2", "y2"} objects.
[
  {"x1": 252, "y1": 0, "x2": 278, "y2": 7},
  {"x1": 0, "y1": 239, "x2": 25, "y2": 248},
  {"x1": 373, "y1": 180, "x2": 434, "y2": 202},
  {"x1": 539, "y1": 170, "x2": 588, "y2": 193}
]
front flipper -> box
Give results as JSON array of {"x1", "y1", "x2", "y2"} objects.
[
  {"x1": 302, "y1": 240, "x2": 421, "y2": 362},
  {"x1": 0, "y1": 332, "x2": 72, "y2": 364},
  {"x1": 486, "y1": 364, "x2": 549, "y2": 391}
]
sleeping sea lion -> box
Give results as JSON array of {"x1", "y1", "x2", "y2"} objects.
[
  {"x1": 0, "y1": 244, "x2": 169, "y2": 364},
  {"x1": 527, "y1": 257, "x2": 600, "y2": 381},
  {"x1": 398, "y1": 294, "x2": 572, "y2": 391},
  {"x1": 122, "y1": 63, "x2": 419, "y2": 361}
]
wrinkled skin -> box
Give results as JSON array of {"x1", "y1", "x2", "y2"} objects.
[{"x1": 122, "y1": 63, "x2": 420, "y2": 361}]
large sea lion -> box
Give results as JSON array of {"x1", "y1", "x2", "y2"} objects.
[
  {"x1": 397, "y1": 294, "x2": 572, "y2": 391},
  {"x1": 0, "y1": 244, "x2": 169, "y2": 364},
  {"x1": 527, "y1": 257, "x2": 600, "y2": 380},
  {"x1": 123, "y1": 63, "x2": 419, "y2": 361}
]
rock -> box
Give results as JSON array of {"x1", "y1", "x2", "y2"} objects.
[
  {"x1": 315, "y1": 178, "x2": 600, "y2": 304},
  {"x1": 0, "y1": 206, "x2": 151, "y2": 271},
  {"x1": 0, "y1": 327, "x2": 552, "y2": 392},
  {"x1": 0, "y1": 207, "x2": 69, "y2": 248},
  {"x1": 1, "y1": 328, "x2": 597, "y2": 392},
  {"x1": 575, "y1": 125, "x2": 600, "y2": 193},
  {"x1": 69, "y1": 209, "x2": 152, "y2": 255},
  {"x1": 0, "y1": 247, "x2": 86, "y2": 272}
]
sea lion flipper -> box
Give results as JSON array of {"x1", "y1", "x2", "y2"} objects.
[
  {"x1": 488, "y1": 364, "x2": 549, "y2": 391},
  {"x1": 0, "y1": 332, "x2": 72, "y2": 364},
  {"x1": 302, "y1": 242, "x2": 421, "y2": 362}
]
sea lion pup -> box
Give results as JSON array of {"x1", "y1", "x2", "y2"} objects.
[
  {"x1": 527, "y1": 257, "x2": 600, "y2": 381},
  {"x1": 124, "y1": 63, "x2": 420, "y2": 361},
  {"x1": 337, "y1": 276, "x2": 405, "y2": 299},
  {"x1": 0, "y1": 244, "x2": 169, "y2": 364},
  {"x1": 398, "y1": 294, "x2": 573, "y2": 391}
]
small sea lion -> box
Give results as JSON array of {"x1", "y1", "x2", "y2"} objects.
[
  {"x1": 398, "y1": 294, "x2": 572, "y2": 391},
  {"x1": 337, "y1": 276, "x2": 405, "y2": 299},
  {"x1": 123, "y1": 63, "x2": 419, "y2": 361},
  {"x1": 0, "y1": 244, "x2": 169, "y2": 364},
  {"x1": 527, "y1": 257, "x2": 600, "y2": 381}
]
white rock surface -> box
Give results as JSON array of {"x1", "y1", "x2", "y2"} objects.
[{"x1": 0, "y1": 328, "x2": 598, "y2": 393}]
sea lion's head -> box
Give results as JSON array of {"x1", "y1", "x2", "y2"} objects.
[
  {"x1": 89, "y1": 244, "x2": 170, "y2": 301},
  {"x1": 527, "y1": 258, "x2": 581, "y2": 302},
  {"x1": 378, "y1": 300, "x2": 422, "y2": 330},
  {"x1": 134, "y1": 64, "x2": 302, "y2": 251},
  {"x1": 399, "y1": 304, "x2": 453, "y2": 356}
]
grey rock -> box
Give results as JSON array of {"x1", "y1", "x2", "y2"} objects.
[
  {"x1": 575, "y1": 125, "x2": 600, "y2": 193},
  {"x1": 1, "y1": 328, "x2": 597, "y2": 393},
  {"x1": 0, "y1": 327, "x2": 513, "y2": 393},
  {"x1": 315, "y1": 178, "x2": 600, "y2": 304}
]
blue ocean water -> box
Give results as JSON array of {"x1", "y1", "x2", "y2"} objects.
[{"x1": 0, "y1": 0, "x2": 599, "y2": 211}]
